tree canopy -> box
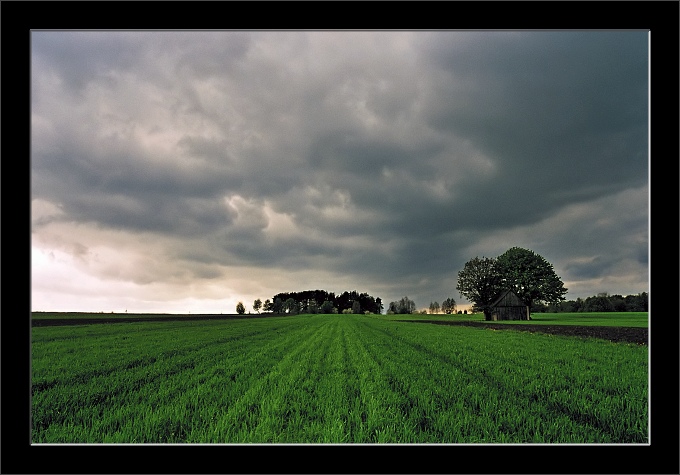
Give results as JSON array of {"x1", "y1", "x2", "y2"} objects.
[
  {"x1": 268, "y1": 289, "x2": 382, "y2": 314},
  {"x1": 496, "y1": 247, "x2": 567, "y2": 308},
  {"x1": 441, "y1": 298, "x2": 457, "y2": 314},
  {"x1": 456, "y1": 256, "x2": 502, "y2": 317},
  {"x1": 457, "y1": 247, "x2": 567, "y2": 319}
]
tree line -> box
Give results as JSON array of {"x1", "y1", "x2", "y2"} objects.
[
  {"x1": 240, "y1": 291, "x2": 458, "y2": 316},
  {"x1": 536, "y1": 292, "x2": 648, "y2": 313},
  {"x1": 238, "y1": 289, "x2": 383, "y2": 315},
  {"x1": 235, "y1": 246, "x2": 647, "y2": 317},
  {"x1": 385, "y1": 296, "x2": 458, "y2": 315}
]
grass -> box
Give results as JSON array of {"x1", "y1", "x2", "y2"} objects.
[
  {"x1": 31, "y1": 313, "x2": 648, "y2": 444},
  {"x1": 388, "y1": 311, "x2": 649, "y2": 328}
]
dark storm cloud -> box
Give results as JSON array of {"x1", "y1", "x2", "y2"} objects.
[
  {"x1": 419, "y1": 31, "x2": 648, "y2": 228},
  {"x1": 565, "y1": 256, "x2": 615, "y2": 280},
  {"x1": 31, "y1": 139, "x2": 242, "y2": 235},
  {"x1": 31, "y1": 31, "x2": 649, "y2": 311},
  {"x1": 31, "y1": 32, "x2": 140, "y2": 95}
]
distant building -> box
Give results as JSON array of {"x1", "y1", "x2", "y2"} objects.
[{"x1": 489, "y1": 289, "x2": 530, "y2": 321}]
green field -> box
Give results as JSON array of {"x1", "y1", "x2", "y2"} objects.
[
  {"x1": 31, "y1": 312, "x2": 648, "y2": 444},
  {"x1": 391, "y1": 311, "x2": 649, "y2": 327}
]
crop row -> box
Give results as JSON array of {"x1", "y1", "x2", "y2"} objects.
[{"x1": 31, "y1": 314, "x2": 648, "y2": 443}]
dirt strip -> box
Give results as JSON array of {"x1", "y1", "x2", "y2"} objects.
[
  {"x1": 31, "y1": 313, "x2": 280, "y2": 327},
  {"x1": 403, "y1": 320, "x2": 648, "y2": 345}
]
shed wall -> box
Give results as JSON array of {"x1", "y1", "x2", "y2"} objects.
[{"x1": 491, "y1": 306, "x2": 529, "y2": 321}]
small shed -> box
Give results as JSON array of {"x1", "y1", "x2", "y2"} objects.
[{"x1": 489, "y1": 289, "x2": 530, "y2": 321}]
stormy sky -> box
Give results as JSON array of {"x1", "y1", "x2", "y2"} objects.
[{"x1": 30, "y1": 30, "x2": 649, "y2": 314}]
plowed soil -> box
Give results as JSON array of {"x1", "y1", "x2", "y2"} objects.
[{"x1": 406, "y1": 320, "x2": 648, "y2": 345}]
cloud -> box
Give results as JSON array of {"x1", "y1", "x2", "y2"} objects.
[{"x1": 31, "y1": 31, "x2": 649, "y2": 312}]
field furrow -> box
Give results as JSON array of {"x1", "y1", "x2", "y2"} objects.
[{"x1": 31, "y1": 313, "x2": 648, "y2": 444}]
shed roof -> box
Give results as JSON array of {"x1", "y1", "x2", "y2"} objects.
[{"x1": 491, "y1": 289, "x2": 526, "y2": 307}]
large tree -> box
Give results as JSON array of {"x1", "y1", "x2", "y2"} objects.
[
  {"x1": 456, "y1": 256, "x2": 502, "y2": 320},
  {"x1": 495, "y1": 247, "x2": 567, "y2": 311}
]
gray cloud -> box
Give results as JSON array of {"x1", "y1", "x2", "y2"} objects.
[{"x1": 31, "y1": 31, "x2": 649, "y2": 312}]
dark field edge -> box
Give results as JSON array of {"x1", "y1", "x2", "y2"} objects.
[
  {"x1": 5, "y1": 1, "x2": 678, "y2": 475},
  {"x1": 31, "y1": 313, "x2": 650, "y2": 346},
  {"x1": 403, "y1": 320, "x2": 649, "y2": 346},
  {"x1": 30, "y1": 312, "x2": 293, "y2": 326}
]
